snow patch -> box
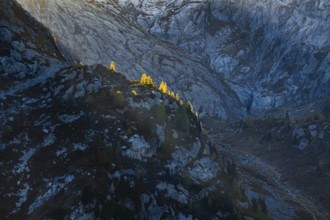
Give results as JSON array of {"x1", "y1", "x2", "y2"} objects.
[
  {"x1": 73, "y1": 143, "x2": 88, "y2": 151},
  {"x1": 41, "y1": 133, "x2": 56, "y2": 147},
  {"x1": 56, "y1": 147, "x2": 68, "y2": 157},
  {"x1": 58, "y1": 113, "x2": 83, "y2": 124},
  {"x1": 28, "y1": 175, "x2": 74, "y2": 214},
  {"x1": 13, "y1": 148, "x2": 36, "y2": 174},
  {"x1": 11, "y1": 184, "x2": 30, "y2": 214},
  {"x1": 129, "y1": 134, "x2": 150, "y2": 150},
  {"x1": 34, "y1": 114, "x2": 51, "y2": 126}
]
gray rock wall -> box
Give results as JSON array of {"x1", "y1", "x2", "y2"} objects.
[
  {"x1": 16, "y1": 0, "x2": 245, "y2": 120},
  {"x1": 16, "y1": 0, "x2": 330, "y2": 119}
]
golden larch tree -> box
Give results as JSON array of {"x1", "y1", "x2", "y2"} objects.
[
  {"x1": 140, "y1": 73, "x2": 148, "y2": 84},
  {"x1": 187, "y1": 101, "x2": 193, "y2": 112},
  {"x1": 110, "y1": 61, "x2": 116, "y2": 72},
  {"x1": 146, "y1": 76, "x2": 153, "y2": 85},
  {"x1": 175, "y1": 93, "x2": 180, "y2": 101},
  {"x1": 140, "y1": 73, "x2": 155, "y2": 86},
  {"x1": 159, "y1": 81, "x2": 168, "y2": 94}
]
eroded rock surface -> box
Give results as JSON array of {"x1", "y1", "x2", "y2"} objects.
[{"x1": 17, "y1": 0, "x2": 330, "y2": 119}]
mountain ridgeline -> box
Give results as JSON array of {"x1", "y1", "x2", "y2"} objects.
[{"x1": 16, "y1": 0, "x2": 330, "y2": 121}]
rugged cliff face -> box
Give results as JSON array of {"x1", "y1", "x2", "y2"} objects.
[
  {"x1": 16, "y1": 0, "x2": 330, "y2": 120},
  {"x1": 16, "y1": 0, "x2": 246, "y2": 120},
  {"x1": 210, "y1": 0, "x2": 330, "y2": 116},
  {"x1": 111, "y1": 0, "x2": 330, "y2": 117}
]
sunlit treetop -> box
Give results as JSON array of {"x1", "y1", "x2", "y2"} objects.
[
  {"x1": 159, "y1": 81, "x2": 168, "y2": 94},
  {"x1": 109, "y1": 61, "x2": 116, "y2": 72},
  {"x1": 140, "y1": 73, "x2": 155, "y2": 86}
]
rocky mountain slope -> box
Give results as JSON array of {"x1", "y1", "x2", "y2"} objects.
[
  {"x1": 113, "y1": 0, "x2": 330, "y2": 117},
  {"x1": 1, "y1": 0, "x2": 329, "y2": 219},
  {"x1": 16, "y1": 0, "x2": 330, "y2": 120},
  {"x1": 15, "y1": 0, "x2": 245, "y2": 120}
]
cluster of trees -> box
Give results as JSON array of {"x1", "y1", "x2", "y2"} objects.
[
  {"x1": 108, "y1": 61, "x2": 197, "y2": 117},
  {"x1": 139, "y1": 73, "x2": 198, "y2": 116},
  {"x1": 159, "y1": 81, "x2": 168, "y2": 93},
  {"x1": 140, "y1": 73, "x2": 184, "y2": 104},
  {"x1": 140, "y1": 73, "x2": 155, "y2": 86},
  {"x1": 159, "y1": 80, "x2": 181, "y2": 102}
]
